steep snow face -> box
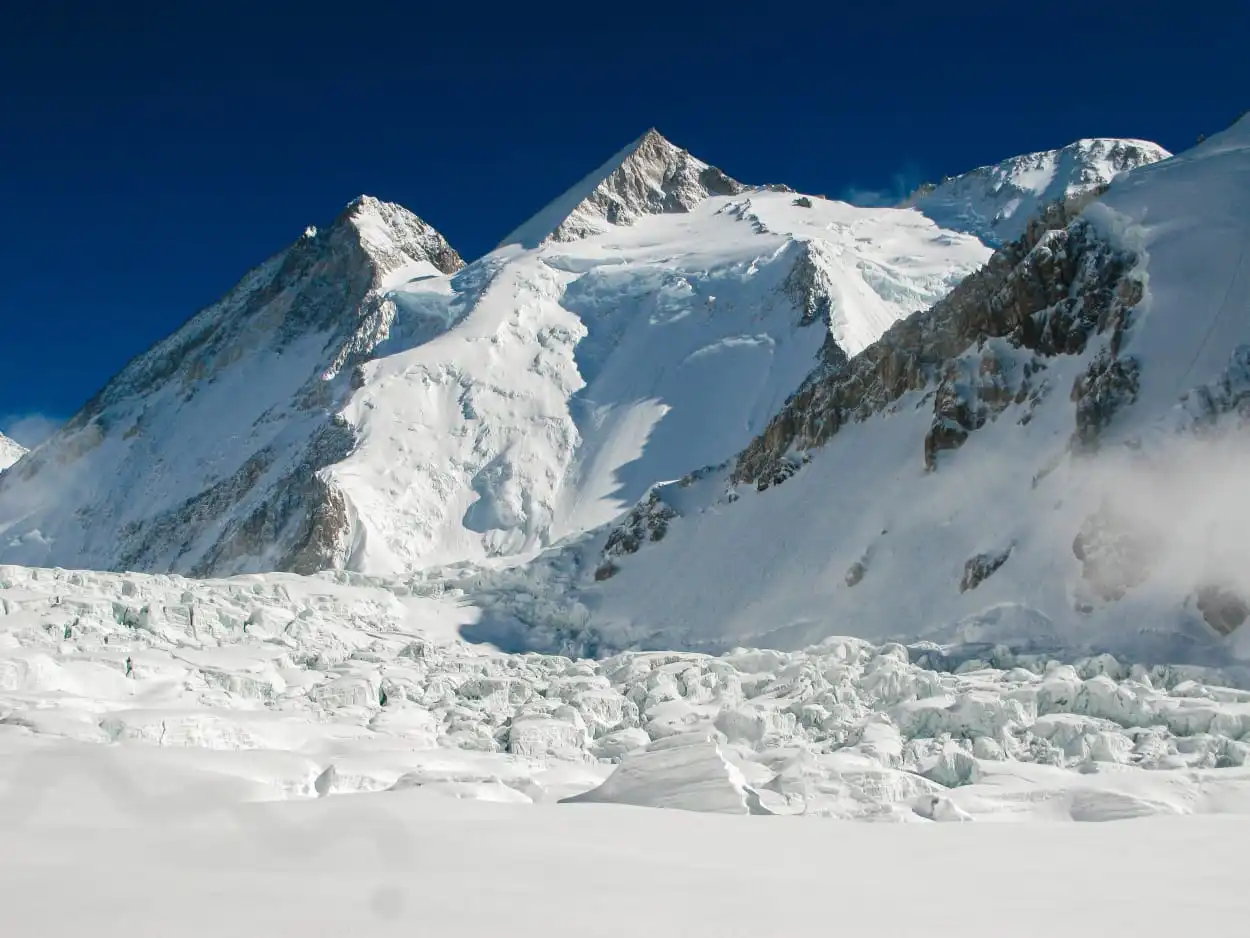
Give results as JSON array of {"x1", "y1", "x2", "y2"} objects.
[
  {"x1": 469, "y1": 118, "x2": 1250, "y2": 665},
  {"x1": 0, "y1": 197, "x2": 463, "y2": 575},
  {"x1": 329, "y1": 190, "x2": 989, "y2": 573},
  {"x1": 499, "y1": 129, "x2": 746, "y2": 247},
  {"x1": 0, "y1": 434, "x2": 25, "y2": 472},
  {"x1": 908, "y1": 138, "x2": 1170, "y2": 245}
]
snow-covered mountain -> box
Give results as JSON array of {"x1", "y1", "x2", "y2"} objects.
[
  {"x1": 906, "y1": 138, "x2": 1171, "y2": 245},
  {"x1": 460, "y1": 116, "x2": 1250, "y2": 665},
  {"x1": 0, "y1": 196, "x2": 464, "y2": 574},
  {"x1": 0, "y1": 433, "x2": 25, "y2": 471},
  {"x1": 0, "y1": 131, "x2": 989, "y2": 576}
]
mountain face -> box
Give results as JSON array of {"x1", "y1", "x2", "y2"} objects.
[
  {"x1": 0, "y1": 133, "x2": 989, "y2": 577},
  {"x1": 0, "y1": 433, "x2": 25, "y2": 471},
  {"x1": 499, "y1": 129, "x2": 747, "y2": 247},
  {"x1": 323, "y1": 188, "x2": 987, "y2": 574},
  {"x1": 0, "y1": 196, "x2": 463, "y2": 574},
  {"x1": 906, "y1": 138, "x2": 1171, "y2": 245},
  {"x1": 468, "y1": 117, "x2": 1250, "y2": 664}
]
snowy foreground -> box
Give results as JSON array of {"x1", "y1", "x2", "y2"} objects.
[
  {"x1": 3, "y1": 777, "x2": 1246, "y2": 937},
  {"x1": 4, "y1": 564, "x2": 1250, "y2": 931}
]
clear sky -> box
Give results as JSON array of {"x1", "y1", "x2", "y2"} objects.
[{"x1": 1, "y1": 0, "x2": 1245, "y2": 445}]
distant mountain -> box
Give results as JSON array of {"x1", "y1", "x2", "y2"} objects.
[
  {"x1": 0, "y1": 433, "x2": 25, "y2": 471},
  {"x1": 906, "y1": 138, "x2": 1171, "y2": 245},
  {"x1": 0, "y1": 132, "x2": 989, "y2": 576}
]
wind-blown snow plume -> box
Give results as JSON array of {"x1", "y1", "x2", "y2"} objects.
[{"x1": 906, "y1": 138, "x2": 1171, "y2": 245}]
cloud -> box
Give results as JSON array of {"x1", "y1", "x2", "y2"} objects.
[
  {"x1": 1, "y1": 413, "x2": 64, "y2": 448},
  {"x1": 841, "y1": 163, "x2": 930, "y2": 208}
]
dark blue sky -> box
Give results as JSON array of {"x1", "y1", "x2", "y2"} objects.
[{"x1": 1, "y1": 1, "x2": 1245, "y2": 445}]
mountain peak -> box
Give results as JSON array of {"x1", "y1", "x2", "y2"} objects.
[
  {"x1": 906, "y1": 137, "x2": 1171, "y2": 245},
  {"x1": 327, "y1": 194, "x2": 464, "y2": 277},
  {"x1": 0, "y1": 432, "x2": 25, "y2": 472},
  {"x1": 499, "y1": 129, "x2": 746, "y2": 248}
]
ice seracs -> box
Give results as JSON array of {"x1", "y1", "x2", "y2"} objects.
[
  {"x1": 5, "y1": 562, "x2": 1250, "y2": 824},
  {"x1": 561, "y1": 732, "x2": 773, "y2": 814},
  {"x1": 906, "y1": 137, "x2": 1171, "y2": 245}
]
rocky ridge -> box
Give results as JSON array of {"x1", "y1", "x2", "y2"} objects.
[
  {"x1": 0, "y1": 197, "x2": 463, "y2": 575},
  {"x1": 500, "y1": 128, "x2": 746, "y2": 247},
  {"x1": 734, "y1": 188, "x2": 1142, "y2": 487}
]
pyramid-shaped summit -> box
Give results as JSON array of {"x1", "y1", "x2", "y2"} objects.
[
  {"x1": 500, "y1": 128, "x2": 746, "y2": 248},
  {"x1": 335, "y1": 194, "x2": 465, "y2": 279}
]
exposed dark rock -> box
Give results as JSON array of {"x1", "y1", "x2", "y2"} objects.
[
  {"x1": 754, "y1": 454, "x2": 807, "y2": 493},
  {"x1": 960, "y1": 545, "x2": 1013, "y2": 592},
  {"x1": 924, "y1": 418, "x2": 970, "y2": 471},
  {"x1": 735, "y1": 187, "x2": 1143, "y2": 484},
  {"x1": 781, "y1": 241, "x2": 838, "y2": 328},
  {"x1": 792, "y1": 196, "x2": 814, "y2": 208},
  {"x1": 1071, "y1": 350, "x2": 1141, "y2": 452},
  {"x1": 115, "y1": 420, "x2": 358, "y2": 577},
  {"x1": 602, "y1": 488, "x2": 679, "y2": 560}
]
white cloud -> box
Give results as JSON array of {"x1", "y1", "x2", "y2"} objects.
[
  {"x1": 1, "y1": 413, "x2": 64, "y2": 448},
  {"x1": 841, "y1": 164, "x2": 928, "y2": 208}
]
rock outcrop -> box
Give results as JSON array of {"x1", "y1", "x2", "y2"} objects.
[
  {"x1": 734, "y1": 190, "x2": 1145, "y2": 487},
  {"x1": 960, "y1": 545, "x2": 1014, "y2": 593},
  {"x1": 500, "y1": 129, "x2": 746, "y2": 247}
]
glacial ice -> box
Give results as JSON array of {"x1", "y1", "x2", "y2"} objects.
[{"x1": 4, "y1": 563, "x2": 1250, "y2": 822}]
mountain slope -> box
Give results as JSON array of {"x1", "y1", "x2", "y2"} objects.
[
  {"x1": 0, "y1": 134, "x2": 989, "y2": 577},
  {"x1": 907, "y1": 138, "x2": 1171, "y2": 245},
  {"x1": 330, "y1": 189, "x2": 988, "y2": 573},
  {"x1": 0, "y1": 196, "x2": 464, "y2": 574},
  {"x1": 0, "y1": 433, "x2": 25, "y2": 471},
  {"x1": 464, "y1": 117, "x2": 1250, "y2": 665}
]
